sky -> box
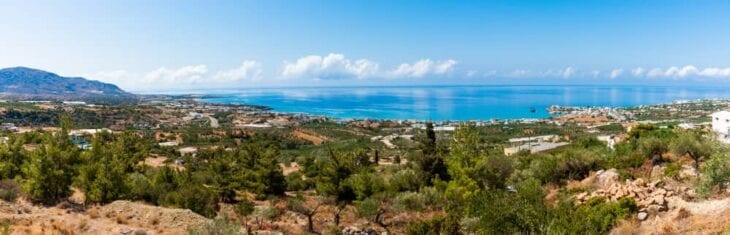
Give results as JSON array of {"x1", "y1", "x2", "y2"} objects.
[{"x1": 1, "y1": 0, "x2": 730, "y2": 92}]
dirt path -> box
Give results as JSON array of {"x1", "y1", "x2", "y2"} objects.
[{"x1": 292, "y1": 130, "x2": 326, "y2": 145}]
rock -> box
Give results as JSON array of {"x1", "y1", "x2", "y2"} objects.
[
  {"x1": 680, "y1": 165, "x2": 699, "y2": 179},
  {"x1": 597, "y1": 169, "x2": 620, "y2": 187},
  {"x1": 686, "y1": 189, "x2": 697, "y2": 199},
  {"x1": 647, "y1": 205, "x2": 662, "y2": 214},
  {"x1": 649, "y1": 180, "x2": 662, "y2": 189},
  {"x1": 638, "y1": 212, "x2": 649, "y2": 221},
  {"x1": 634, "y1": 178, "x2": 647, "y2": 187},
  {"x1": 651, "y1": 165, "x2": 664, "y2": 179},
  {"x1": 653, "y1": 195, "x2": 665, "y2": 205}
]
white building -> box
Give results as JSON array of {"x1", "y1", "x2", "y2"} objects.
[{"x1": 711, "y1": 111, "x2": 730, "y2": 144}]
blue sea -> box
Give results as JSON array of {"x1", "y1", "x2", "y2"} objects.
[{"x1": 198, "y1": 85, "x2": 730, "y2": 121}]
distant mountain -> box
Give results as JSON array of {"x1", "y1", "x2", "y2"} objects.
[{"x1": 0, "y1": 67, "x2": 136, "y2": 103}]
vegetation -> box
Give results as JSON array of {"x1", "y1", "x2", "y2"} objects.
[{"x1": 0, "y1": 108, "x2": 727, "y2": 234}]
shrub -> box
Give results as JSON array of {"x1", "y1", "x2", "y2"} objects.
[
  {"x1": 393, "y1": 192, "x2": 427, "y2": 212},
  {"x1": 548, "y1": 197, "x2": 637, "y2": 234},
  {"x1": 664, "y1": 162, "x2": 681, "y2": 180},
  {"x1": 513, "y1": 149, "x2": 601, "y2": 185},
  {"x1": 285, "y1": 171, "x2": 309, "y2": 191},
  {"x1": 697, "y1": 151, "x2": 730, "y2": 198},
  {"x1": 187, "y1": 218, "x2": 241, "y2": 235},
  {"x1": 387, "y1": 169, "x2": 422, "y2": 192},
  {"x1": 355, "y1": 197, "x2": 381, "y2": 220},
  {"x1": 345, "y1": 172, "x2": 386, "y2": 200},
  {"x1": 406, "y1": 216, "x2": 458, "y2": 235},
  {"x1": 0, "y1": 179, "x2": 21, "y2": 202}
]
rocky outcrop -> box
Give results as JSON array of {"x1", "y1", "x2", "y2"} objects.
[{"x1": 574, "y1": 177, "x2": 696, "y2": 216}]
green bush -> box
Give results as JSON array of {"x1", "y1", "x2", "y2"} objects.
[
  {"x1": 393, "y1": 192, "x2": 427, "y2": 212},
  {"x1": 387, "y1": 168, "x2": 422, "y2": 192},
  {"x1": 187, "y1": 218, "x2": 241, "y2": 235},
  {"x1": 285, "y1": 171, "x2": 309, "y2": 191},
  {"x1": 548, "y1": 197, "x2": 637, "y2": 234},
  {"x1": 664, "y1": 162, "x2": 681, "y2": 180},
  {"x1": 697, "y1": 151, "x2": 730, "y2": 197},
  {"x1": 513, "y1": 149, "x2": 601, "y2": 185}
]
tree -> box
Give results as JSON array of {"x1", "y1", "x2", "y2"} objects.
[
  {"x1": 638, "y1": 137, "x2": 668, "y2": 165},
  {"x1": 21, "y1": 144, "x2": 75, "y2": 204},
  {"x1": 234, "y1": 199, "x2": 255, "y2": 233},
  {"x1": 467, "y1": 178, "x2": 550, "y2": 234},
  {"x1": 671, "y1": 131, "x2": 714, "y2": 169},
  {"x1": 356, "y1": 197, "x2": 391, "y2": 234},
  {"x1": 287, "y1": 194, "x2": 323, "y2": 234},
  {"x1": 420, "y1": 122, "x2": 437, "y2": 155},
  {"x1": 75, "y1": 133, "x2": 128, "y2": 204}
]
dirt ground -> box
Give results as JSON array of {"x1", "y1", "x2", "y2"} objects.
[
  {"x1": 292, "y1": 130, "x2": 326, "y2": 145},
  {"x1": 0, "y1": 199, "x2": 208, "y2": 235}
]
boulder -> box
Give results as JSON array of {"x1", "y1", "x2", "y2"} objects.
[
  {"x1": 596, "y1": 169, "x2": 620, "y2": 188},
  {"x1": 637, "y1": 212, "x2": 649, "y2": 221}
]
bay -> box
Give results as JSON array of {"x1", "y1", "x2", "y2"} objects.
[{"x1": 199, "y1": 85, "x2": 730, "y2": 121}]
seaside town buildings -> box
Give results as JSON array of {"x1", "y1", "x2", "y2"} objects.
[{"x1": 712, "y1": 111, "x2": 730, "y2": 144}]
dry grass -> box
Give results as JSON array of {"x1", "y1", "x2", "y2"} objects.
[
  {"x1": 77, "y1": 218, "x2": 88, "y2": 230},
  {"x1": 674, "y1": 207, "x2": 691, "y2": 220},
  {"x1": 150, "y1": 213, "x2": 160, "y2": 225},
  {"x1": 87, "y1": 207, "x2": 100, "y2": 219},
  {"x1": 116, "y1": 214, "x2": 129, "y2": 224},
  {"x1": 610, "y1": 219, "x2": 638, "y2": 235}
]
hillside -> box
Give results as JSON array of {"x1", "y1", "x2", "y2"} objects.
[{"x1": 0, "y1": 67, "x2": 136, "y2": 103}]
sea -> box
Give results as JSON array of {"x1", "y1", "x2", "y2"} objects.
[{"x1": 197, "y1": 85, "x2": 730, "y2": 121}]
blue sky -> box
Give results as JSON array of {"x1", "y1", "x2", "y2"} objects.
[{"x1": 1, "y1": 0, "x2": 730, "y2": 91}]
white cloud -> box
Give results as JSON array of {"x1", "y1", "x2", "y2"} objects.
[
  {"x1": 539, "y1": 67, "x2": 575, "y2": 78},
  {"x1": 281, "y1": 53, "x2": 379, "y2": 79},
  {"x1": 561, "y1": 67, "x2": 575, "y2": 78},
  {"x1": 145, "y1": 65, "x2": 208, "y2": 85},
  {"x1": 389, "y1": 59, "x2": 434, "y2": 78},
  {"x1": 638, "y1": 65, "x2": 730, "y2": 79},
  {"x1": 609, "y1": 69, "x2": 623, "y2": 79},
  {"x1": 698, "y1": 67, "x2": 730, "y2": 78},
  {"x1": 213, "y1": 60, "x2": 263, "y2": 82},
  {"x1": 631, "y1": 67, "x2": 645, "y2": 77},
  {"x1": 434, "y1": 59, "x2": 458, "y2": 74},
  {"x1": 509, "y1": 69, "x2": 530, "y2": 77},
  {"x1": 282, "y1": 54, "x2": 457, "y2": 79},
  {"x1": 647, "y1": 68, "x2": 664, "y2": 77}
]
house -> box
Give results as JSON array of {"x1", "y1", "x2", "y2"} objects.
[
  {"x1": 504, "y1": 134, "x2": 567, "y2": 156},
  {"x1": 504, "y1": 142, "x2": 569, "y2": 156},
  {"x1": 678, "y1": 123, "x2": 696, "y2": 129},
  {"x1": 711, "y1": 111, "x2": 730, "y2": 144},
  {"x1": 69, "y1": 128, "x2": 112, "y2": 136},
  {"x1": 178, "y1": 147, "x2": 198, "y2": 157},
  {"x1": 158, "y1": 141, "x2": 179, "y2": 147},
  {"x1": 1, "y1": 123, "x2": 17, "y2": 132}
]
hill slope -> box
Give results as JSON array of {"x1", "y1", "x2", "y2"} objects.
[{"x1": 0, "y1": 67, "x2": 136, "y2": 103}]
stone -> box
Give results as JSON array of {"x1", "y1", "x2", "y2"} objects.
[
  {"x1": 653, "y1": 195, "x2": 665, "y2": 205},
  {"x1": 597, "y1": 169, "x2": 620, "y2": 187},
  {"x1": 650, "y1": 165, "x2": 664, "y2": 179},
  {"x1": 637, "y1": 212, "x2": 649, "y2": 221},
  {"x1": 680, "y1": 165, "x2": 699, "y2": 179}
]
